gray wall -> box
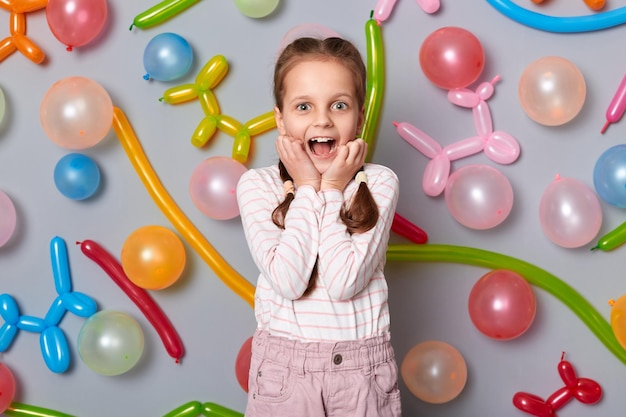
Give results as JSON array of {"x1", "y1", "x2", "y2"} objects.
[{"x1": 2, "y1": 1, "x2": 626, "y2": 416}]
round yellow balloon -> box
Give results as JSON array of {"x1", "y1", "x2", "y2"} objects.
[
  {"x1": 610, "y1": 294, "x2": 626, "y2": 349},
  {"x1": 121, "y1": 225, "x2": 186, "y2": 290}
]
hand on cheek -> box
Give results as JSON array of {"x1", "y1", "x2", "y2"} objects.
[
  {"x1": 276, "y1": 135, "x2": 321, "y2": 191},
  {"x1": 321, "y1": 139, "x2": 367, "y2": 191}
]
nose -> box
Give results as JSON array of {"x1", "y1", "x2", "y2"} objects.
[{"x1": 312, "y1": 109, "x2": 333, "y2": 128}]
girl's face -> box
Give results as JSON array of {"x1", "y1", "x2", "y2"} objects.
[{"x1": 274, "y1": 59, "x2": 364, "y2": 175}]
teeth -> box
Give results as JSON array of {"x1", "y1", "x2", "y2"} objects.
[{"x1": 309, "y1": 137, "x2": 333, "y2": 143}]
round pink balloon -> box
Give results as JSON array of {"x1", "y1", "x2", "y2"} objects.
[
  {"x1": 419, "y1": 26, "x2": 485, "y2": 90},
  {"x1": 190, "y1": 156, "x2": 248, "y2": 220},
  {"x1": 46, "y1": 0, "x2": 108, "y2": 49},
  {"x1": 0, "y1": 190, "x2": 16, "y2": 247},
  {"x1": 0, "y1": 362, "x2": 16, "y2": 413},
  {"x1": 400, "y1": 340, "x2": 467, "y2": 404},
  {"x1": 445, "y1": 164, "x2": 514, "y2": 230},
  {"x1": 518, "y1": 56, "x2": 586, "y2": 126},
  {"x1": 40, "y1": 76, "x2": 113, "y2": 150},
  {"x1": 539, "y1": 176, "x2": 602, "y2": 248},
  {"x1": 468, "y1": 270, "x2": 536, "y2": 340}
]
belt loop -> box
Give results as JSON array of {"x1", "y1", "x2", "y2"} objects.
[
  {"x1": 294, "y1": 348, "x2": 305, "y2": 377},
  {"x1": 360, "y1": 346, "x2": 371, "y2": 376}
]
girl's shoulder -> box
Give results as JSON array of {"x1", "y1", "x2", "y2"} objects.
[
  {"x1": 239, "y1": 164, "x2": 281, "y2": 184},
  {"x1": 363, "y1": 163, "x2": 399, "y2": 184}
]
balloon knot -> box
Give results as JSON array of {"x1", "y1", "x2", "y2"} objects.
[
  {"x1": 609, "y1": 299, "x2": 615, "y2": 306},
  {"x1": 392, "y1": 121, "x2": 399, "y2": 127},
  {"x1": 129, "y1": 24, "x2": 134, "y2": 31},
  {"x1": 554, "y1": 173, "x2": 561, "y2": 181},
  {"x1": 143, "y1": 74, "x2": 150, "y2": 81},
  {"x1": 66, "y1": 46, "x2": 73, "y2": 52},
  {"x1": 158, "y1": 97, "x2": 164, "y2": 102}
]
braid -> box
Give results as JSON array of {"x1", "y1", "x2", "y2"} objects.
[
  {"x1": 271, "y1": 160, "x2": 295, "y2": 229},
  {"x1": 340, "y1": 167, "x2": 379, "y2": 234}
]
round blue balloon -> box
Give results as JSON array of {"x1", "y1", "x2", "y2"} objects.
[
  {"x1": 593, "y1": 144, "x2": 626, "y2": 208},
  {"x1": 143, "y1": 32, "x2": 193, "y2": 82},
  {"x1": 54, "y1": 153, "x2": 101, "y2": 200}
]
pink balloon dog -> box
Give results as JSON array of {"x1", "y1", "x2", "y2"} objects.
[
  {"x1": 394, "y1": 76, "x2": 520, "y2": 197},
  {"x1": 373, "y1": 0, "x2": 440, "y2": 23}
]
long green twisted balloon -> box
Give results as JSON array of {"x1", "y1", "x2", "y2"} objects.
[
  {"x1": 386, "y1": 243, "x2": 626, "y2": 365},
  {"x1": 362, "y1": 12, "x2": 384, "y2": 162}
]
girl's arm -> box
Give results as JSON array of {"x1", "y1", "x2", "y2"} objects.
[
  {"x1": 316, "y1": 165, "x2": 399, "y2": 301},
  {"x1": 237, "y1": 168, "x2": 321, "y2": 300}
]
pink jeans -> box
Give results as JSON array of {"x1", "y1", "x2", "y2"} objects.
[{"x1": 245, "y1": 330, "x2": 402, "y2": 417}]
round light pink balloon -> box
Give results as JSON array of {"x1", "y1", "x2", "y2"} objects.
[
  {"x1": 277, "y1": 23, "x2": 341, "y2": 57},
  {"x1": 40, "y1": 76, "x2": 113, "y2": 150},
  {"x1": 190, "y1": 156, "x2": 248, "y2": 220},
  {"x1": 401, "y1": 340, "x2": 467, "y2": 404},
  {"x1": 419, "y1": 26, "x2": 485, "y2": 90},
  {"x1": 445, "y1": 164, "x2": 514, "y2": 230},
  {"x1": 468, "y1": 270, "x2": 536, "y2": 340},
  {"x1": 539, "y1": 176, "x2": 602, "y2": 248},
  {"x1": 0, "y1": 191, "x2": 16, "y2": 247},
  {"x1": 518, "y1": 56, "x2": 586, "y2": 126},
  {"x1": 46, "y1": 0, "x2": 108, "y2": 49}
]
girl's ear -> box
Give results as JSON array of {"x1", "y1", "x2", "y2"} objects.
[
  {"x1": 274, "y1": 106, "x2": 287, "y2": 135},
  {"x1": 356, "y1": 106, "x2": 365, "y2": 137}
]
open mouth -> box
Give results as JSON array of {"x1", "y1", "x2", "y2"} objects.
[{"x1": 309, "y1": 137, "x2": 336, "y2": 157}]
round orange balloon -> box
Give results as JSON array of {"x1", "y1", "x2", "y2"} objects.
[
  {"x1": 40, "y1": 76, "x2": 113, "y2": 149},
  {"x1": 401, "y1": 340, "x2": 467, "y2": 404},
  {"x1": 610, "y1": 294, "x2": 626, "y2": 349},
  {"x1": 121, "y1": 225, "x2": 186, "y2": 290},
  {"x1": 518, "y1": 56, "x2": 586, "y2": 126}
]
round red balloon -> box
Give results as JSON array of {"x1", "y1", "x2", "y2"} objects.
[
  {"x1": 468, "y1": 270, "x2": 536, "y2": 340},
  {"x1": 46, "y1": 0, "x2": 108, "y2": 49},
  {"x1": 419, "y1": 26, "x2": 485, "y2": 90},
  {"x1": 0, "y1": 362, "x2": 16, "y2": 413},
  {"x1": 235, "y1": 336, "x2": 253, "y2": 392}
]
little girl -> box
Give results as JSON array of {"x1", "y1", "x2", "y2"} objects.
[{"x1": 237, "y1": 36, "x2": 401, "y2": 417}]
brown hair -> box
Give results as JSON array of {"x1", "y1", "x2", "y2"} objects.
[{"x1": 271, "y1": 37, "x2": 379, "y2": 295}]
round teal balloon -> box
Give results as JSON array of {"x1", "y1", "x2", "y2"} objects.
[
  {"x1": 594, "y1": 144, "x2": 626, "y2": 208},
  {"x1": 143, "y1": 32, "x2": 193, "y2": 82},
  {"x1": 78, "y1": 310, "x2": 144, "y2": 376},
  {"x1": 54, "y1": 153, "x2": 101, "y2": 200},
  {"x1": 233, "y1": 0, "x2": 280, "y2": 18}
]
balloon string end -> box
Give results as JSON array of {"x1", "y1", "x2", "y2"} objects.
[{"x1": 601, "y1": 120, "x2": 610, "y2": 134}]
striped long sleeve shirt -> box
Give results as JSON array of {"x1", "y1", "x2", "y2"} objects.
[{"x1": 236, "y1": 163, "x2": 399, "y2": 342}]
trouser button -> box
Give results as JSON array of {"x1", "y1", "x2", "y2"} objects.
[{"x1": 333, "y1": 354, "x2": 343, "y2": 365}]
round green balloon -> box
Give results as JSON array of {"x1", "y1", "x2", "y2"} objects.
[
  {"x1": 78, "y1": 310, "x2": 144, "y2": 376},
  {"x1": 233, "y1": 0, "x2": 279, "y2": 18},
  {"x1": 0, "y1": 87, "x2": 5, "y2": 125}
]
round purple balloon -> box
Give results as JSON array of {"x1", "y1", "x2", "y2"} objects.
[
  {"x1": 445, "y1": 164, "x2": 513, "y2": 230},
  {"x1": 539, "y1": 176, "x2": 602, "y2": 248},
  {"x1": 189, "y1": 156, "x2": 248, "y2": 220}
]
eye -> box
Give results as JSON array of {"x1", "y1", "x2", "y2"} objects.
[
  {"x1": 296, "y1": 103, "x2": 311, "y2": 111},
  {"x1": 333, "y1": 101, "x2": 349, "y2": 110}
]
